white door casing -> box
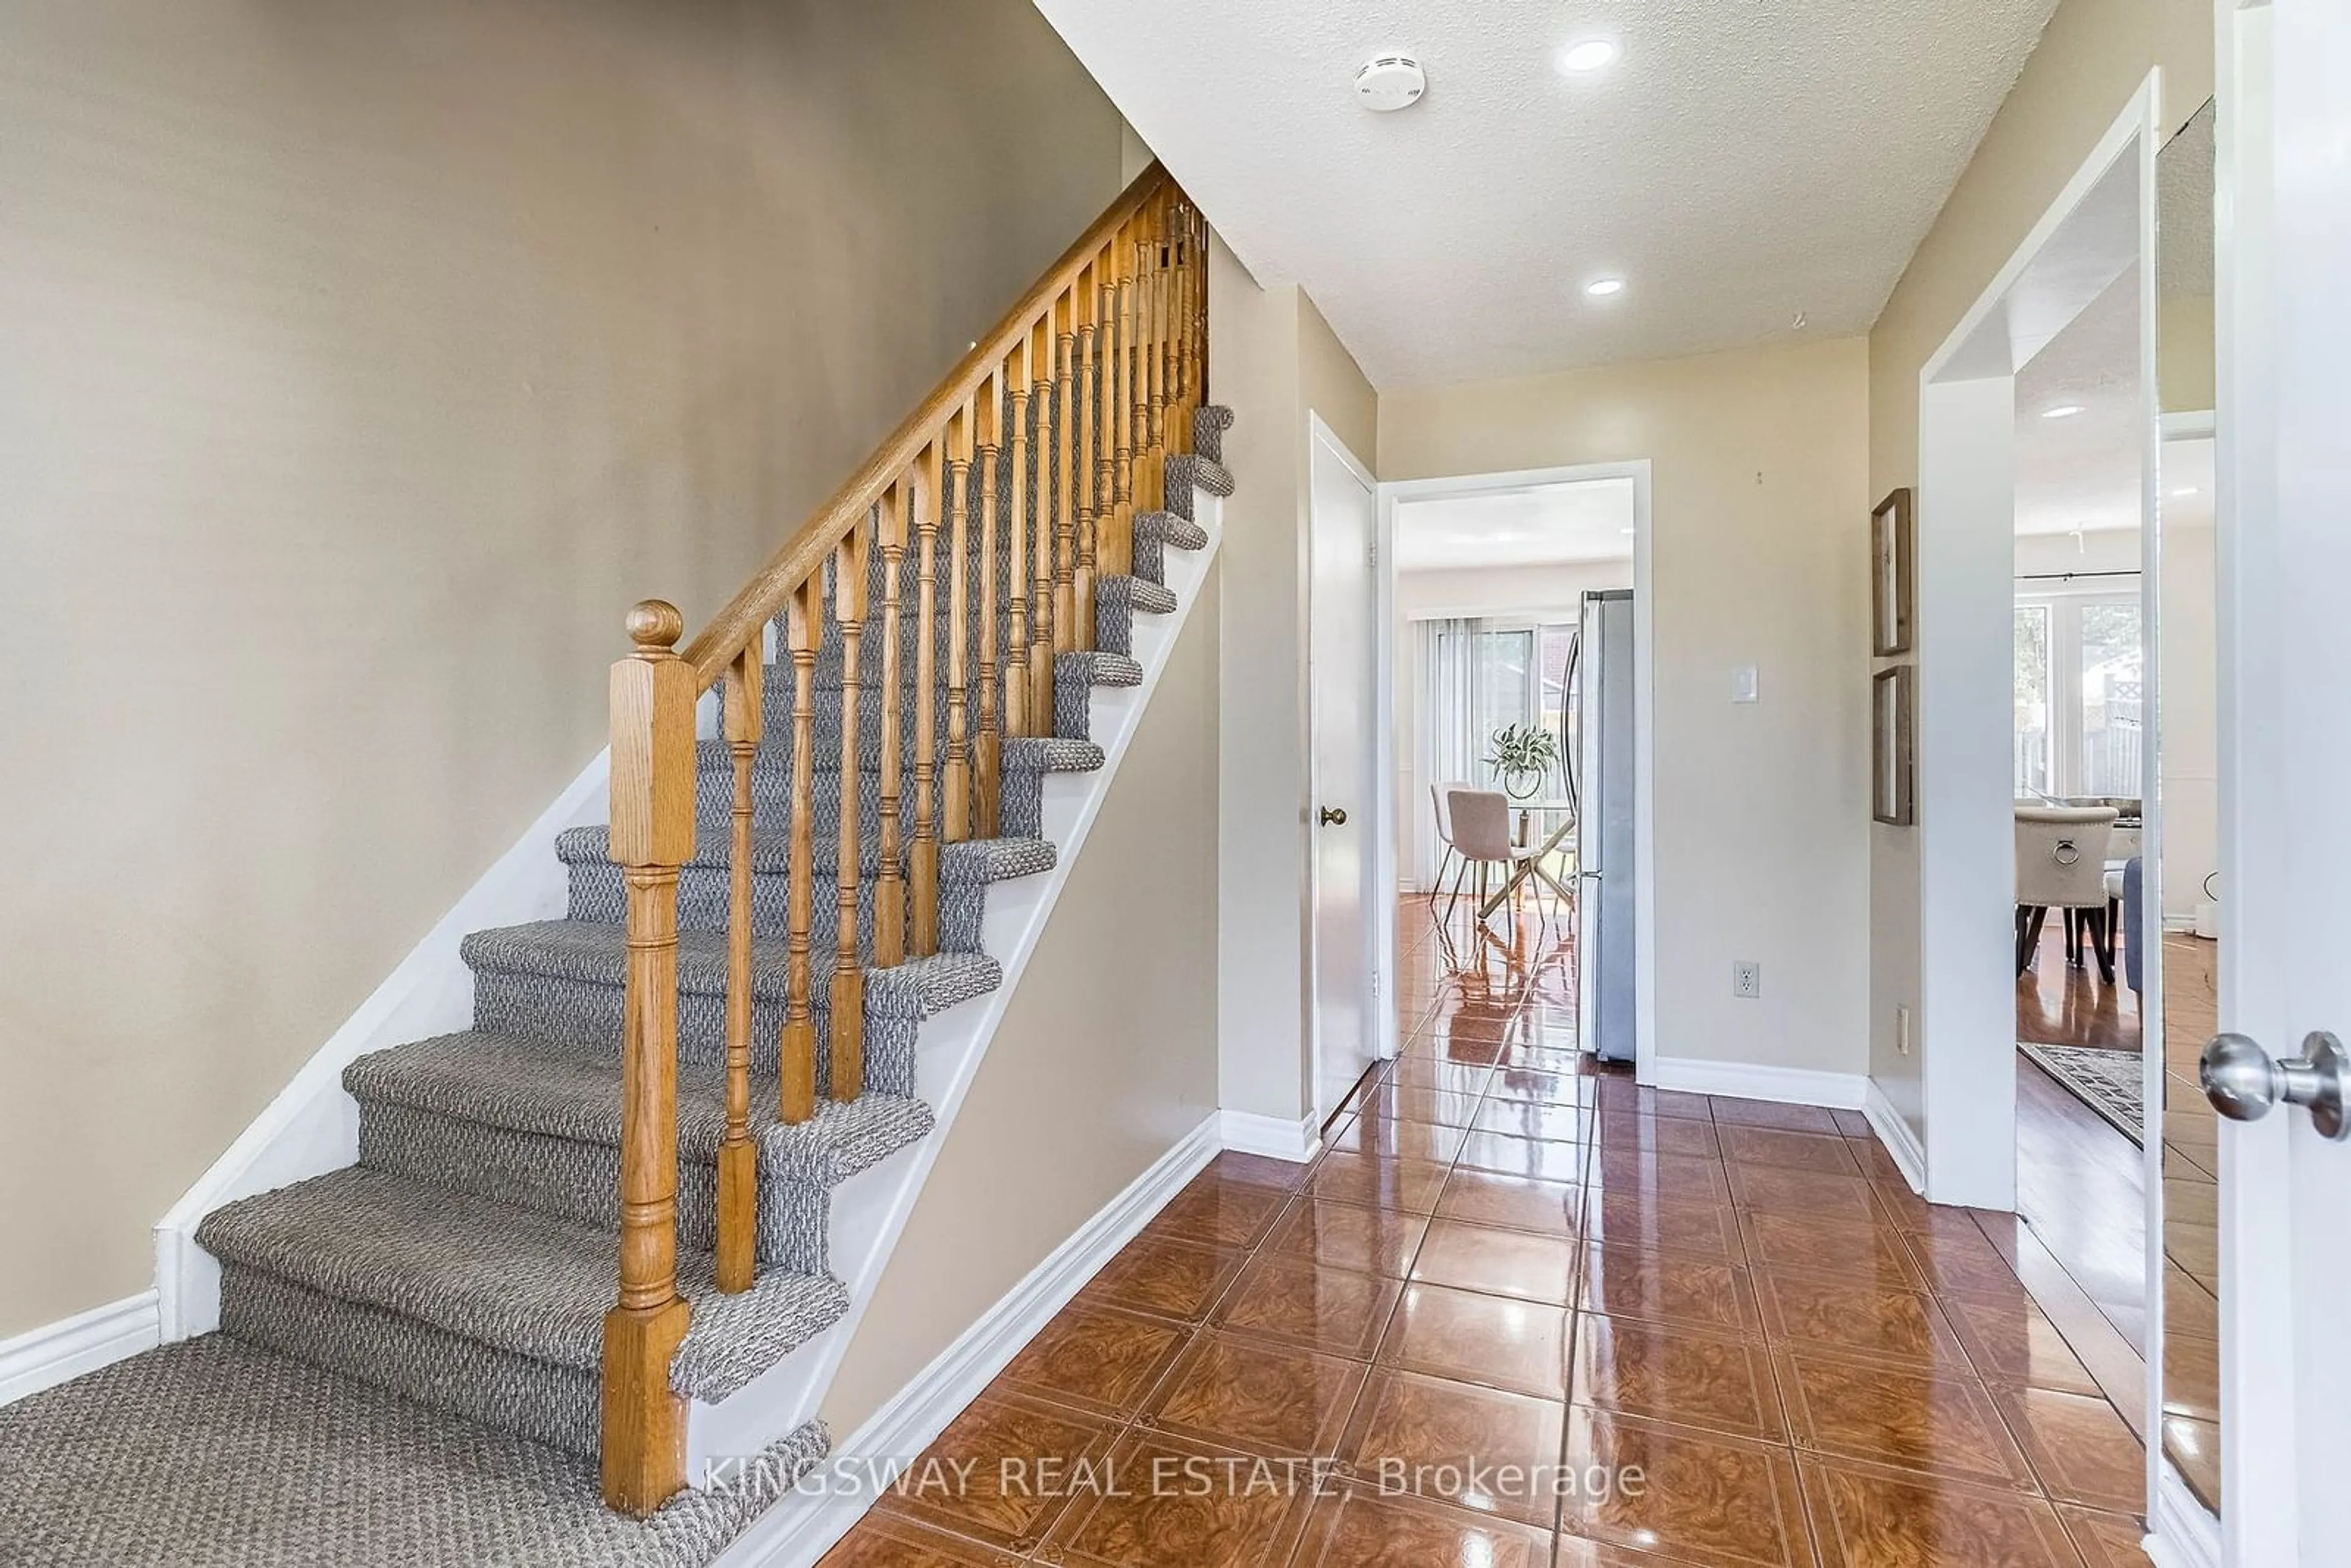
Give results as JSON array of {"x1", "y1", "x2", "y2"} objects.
[{"x1": 1307, "y1": 417, "x2": 1380, "y2": 1129}]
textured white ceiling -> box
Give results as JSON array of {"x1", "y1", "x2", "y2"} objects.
[
  {"x1": 2014, "y1": 267, "x2": 2142, "y2": 538},
  {"x1": 1035, "y1": 0, "x2": 2061, "y2": 386},
  {"x1": 1395, "y1": 476, "x2": 1637, "y2": 568}
]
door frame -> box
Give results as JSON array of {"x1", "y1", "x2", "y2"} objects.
[
  {"x1": 1305, "y1": 413, "x2": 1382, "y2": 1130},
  {"x1": 1371, "y1": 460, "x2": 1655, "y2": 1075}
]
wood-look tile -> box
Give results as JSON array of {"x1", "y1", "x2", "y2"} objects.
[
  {"x1": 1587, "y1": 1147, "x2": 1733, "y2": 1204},
  {"x1": 1753, "y1": 1269, "x2": 1968, "y2": 1371},
  {"x1": 1144, "y1": 1174, "x2": 1291, "y2": 1251},
  {"x1": 1580, "y1": 1244, "x2": 1764, "y2": 1337},
  {"x1": 2159, "y1": 1415, "x2": 2219, "y2": 1515},
  {"x1": 1570, "y1": 1311, "x2": 1785, "y2": 1440},
  {"x1": 1708, "y1": 1097, "x2": 1842, "y2": 1134},
  {"x1": 1434, "y1": 1170, "x2": 1582, "y2": 1237},
  {"x1": 1994, "y1": 1386, "x2": 2147, "y2": 1513},
  {"x1": 1559, "y1": 1408, "x2": 1815, "y2": 1567},
  {"x1": 1727, "y1": 1163, "x2": 1887, "y2": 1225},
  {"x1": 1265, "y1": 1197, "x2": 1429, "y2": 1279},
  {"x1": 1592, "y1": 1078, "x2": 1717, "y2": 1121},
  {"x1": 1940, "y1": 1293, "x2": 2105, "y2": 1398},
  {"x1": 879, "y1": 1390, "x2": 1120, "y2": 1555},
  {"x1": 1199, "y1": 1149, "x2": 1313, "y2": 1193},
  {"x1": 1359, "y1": 1084, "x2": 1487, "y2": 1130},
  {"x1": 1483, "y1": 1067, "x2": 1594, "y2": 1108},
  {"x1": 1718, "y1": 1126, "x2": 1864, "y2": 1176},
  {"x1": 1739, "y1": 1211, "x2": 1924, "y2": 1287},
  {"x1": 2060, "y1": 1506, "x2": 2157, "y2": 1568},
  {"x1": 1840, "y1": 1135, "x2": 1911, "y2": 1185},
  {"x1": 1831, "y1": 1109, "x2": 1875, "y2": 1139},
  {"x1": 1214, "y1": 1253, "x2": 1405, "y2": 1360},
  {"x1": 1581, "y1": 1190, "x2": 1745, "y2": 1262},
  {"x1": 1141, "y1": 1329, "x2": 1367, "y2": 1460},
  {"x1": 1041, "y1": 1427, "x2": 1317, "y2": 1567},
  {"x1": 1903, "y1": 1225, "x2": 2030, "y2": 1303},
  {"x1": 1078, "y1": 1232, "x2": 1249, "y2": 1325},
  {"x1": 1588, "y1": 1114, "x2": 1723, "y2": 1160},
  {"x1": 1471, "y1": 1098, "x2": 1591, "y2": 1146},
  {"x1": 1309, "y1": 1151, "x2": 1450, "y2": 1215},
  {"x1": 1288, "y1": 1485, "x2": 1556, "y2": 1568},
  {"x1": 818, "y1": 1512, "x2": 1024, "y2": 1566},
  {"x1": 1801, "y1": 1455, "x2": 2084, "y2": 1568},
  {"x1": 1327, "y1": 1113, "x2": 1469, "y2": 1165},
  {"x1": 2162, "y1": 1331, "x2": 2219, "y2": 1422},
  {"x1": 994, "y1": 1299, "x2": 1193, "y2": 1419},
  {"x1": 1377, "y1": 1282, "x2": 1569, "y2": 1400},
  {"x1": 1337, "y1": 1367, "x2": 1567, "y2": 1527},
  {"x1": 1773, "y1": 1349, "x2": 2036, "y2": 1491},
  {"x1": 1409, "y1": 1219, "x2": 1579, "y2": 1307},
  {"x1": 1450, "y1": 1130, "x2": 1587, "y2": 1182}
]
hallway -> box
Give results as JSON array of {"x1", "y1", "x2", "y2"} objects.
[{"x1": 819, "y1": 899, "x2": 2154, "y2": 1565}]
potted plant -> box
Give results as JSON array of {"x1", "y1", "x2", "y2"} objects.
[{"x1": 1486, "y1": 723, "x2": 1559, "y2": 801}]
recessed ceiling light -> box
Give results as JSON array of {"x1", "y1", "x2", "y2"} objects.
[
  {"x1": 1585, "y1": 277, "x2": 1625, "y2": 298},
  {"x1": 2042, "y1": 404, "x2": 2086, "y2": 419},
  {"x1": 1558, "y1": 37, "x2": 1619, "y2": 73},
  {"x1": 2170, "y1": 486, "x2": 2199, "y2": 497},
  {"x1": 1618, "y1": 526, "x2": 1637, "y2": 535}
]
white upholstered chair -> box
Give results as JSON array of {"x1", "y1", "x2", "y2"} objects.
[
  {"x1": 1442, "y1": 787, "x2": 1547, "y2": 936},
  {"x1": 2015, "y1": 805, "x2": 2120, "y2": 983}
]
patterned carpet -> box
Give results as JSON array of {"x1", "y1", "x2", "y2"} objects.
[{"x1": 2020, "y1": 1040, "x2": 2146, "y2": 1146}]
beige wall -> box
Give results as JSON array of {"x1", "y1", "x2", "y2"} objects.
[
  {"x1": 1209, "y1": 249, "x2": 1379, "y2": 1124},
  {"x1": 1383, "y1": 337, "x2": 1872, "y2": 1079},
  {"x1": 823, "y1": 575, "x2": 1221, "y2": 1435},
  {"x1": 0, "y1": 0, "x2": 1123, "y2": 1338},
  {"x1": 1865, "y1": 0, "x2": 2214, "y2": 1132}
]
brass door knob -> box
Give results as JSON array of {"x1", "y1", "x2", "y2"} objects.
[{"x1": 1318, "y1": 806, "x2": 1348, "y2": 827}]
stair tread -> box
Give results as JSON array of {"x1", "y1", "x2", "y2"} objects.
[
  {"x1": 555, "y1": 825, "x2": 1056, "y2": 885},
  {"x1": 198, "y1": 1166, "x2": 849, "y2": 1401},
  {"x1": 1133, "y1": 509, "x2": 1210, "y2": 552},
  {"x1": 461, "y1": 919, "x2": 1002, "y2": 1016},
  {"x1": 691, "y1": 737, "x2": 1104, "y2": 778},
  {"x1": 347, "y1": 1031, "x2": 934, "y2": 1186},
  {"x1": 1059, "y1": 650, "x2": 1142, "y2": 687}
]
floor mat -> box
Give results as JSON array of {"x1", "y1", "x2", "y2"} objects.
[{"x1": 2020, "y1": 1040, "x2": 2146, "y2": 1146}]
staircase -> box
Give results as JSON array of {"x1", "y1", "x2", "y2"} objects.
[{"x1": 0, "y1": 163, "x2": 1233, "y2": 1565}]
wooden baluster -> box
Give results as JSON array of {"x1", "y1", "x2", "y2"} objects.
[
  {"x1": 1150, "y1": 198, "x2": 1172, "y2": 490},
  {"x1": 1094, "y1": 239, "x2": 1121, "y2": 617},
  {"x1": 602, "y1": 599, "x2": 695, "y2": 1516},
  {"x1": 975, "y1": 369, "x2": 1003, "y2": 836},
  {"x1": 874, "y1": 481, "x2": 908, "y2": 969},
  {"x1": 1057, "y1": 286, "x2": 1083, "y2": 658},
  {"x1": 1168, "y1": 202, "x2": 1191, "y2": 456},
  {"x1": 911, "y1": 440, "x2": 943, "y2": 956},
  {"x1": 716, "y1": 643, "x2": 762, "y2": 1294},
  {"x1": 943, "y1": 405, "x2": 973, "y2": 844},
  {"x1": 1076, "y1": 263, "x2": 1100, "y2": 648},
  {"x1": 780, "y1": 577, "x2": 822, "y2": 1125},
  {"x1": 1130, "y1": 225, "x2": 1155, "y2": 574},
  {"x1": 830, "y1": 527, "x2": 868, "y2": 1101},
  {"x1": 1030, "y1": 312, "x2": 1059, "y2": 729},
  {"x1": 1004, "y1": 339, "x2": 1032, "y2": 743}
]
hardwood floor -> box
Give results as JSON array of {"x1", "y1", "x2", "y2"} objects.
[
  {"x1": 818, "y1": 895, "x2": 2154, "y2": 1565},
  {"x1": 2017, "y1": 921, "x2": 2142, "y2": 1051}
]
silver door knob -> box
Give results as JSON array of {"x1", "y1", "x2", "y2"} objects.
[
  {"x1": 1318, "y1": 806, "x2": 1348, "y2": 827},
  {"x1": 2200, "y1": 1030, "x2": 2351, "y2": 1140}
]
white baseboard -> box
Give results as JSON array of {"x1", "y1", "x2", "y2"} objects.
[
  {"x1": 152, "y1": 745, "x2": 620, "y2": 1341},
  {"x1": 710, "y1": 1115, "x2": 1222, "y2": 1568},
  {"x1": 1644, "y1": 1056, "x2": 1868, "y2": 1110},
  {"x1": 2147, "y1": 1460, "x2": 2221, "y2": 1568},
  {"x1": 1217, "y1": 1109, "x2": 1322, "y2": 1163},
  {"x1": 0, "y1": 1291, "x2": 161, "y2": 1408},
  {"x1": 1862, "y1": 1081, "x2": 1929, "y2": 1194}
]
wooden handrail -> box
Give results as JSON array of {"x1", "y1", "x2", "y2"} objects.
[
  {"x1": 601, "y1": 162, "x2": 1205, "y2": 1517},
  {"x1": 680, "y1": 162, "x2": 1176, "y2": 692}
]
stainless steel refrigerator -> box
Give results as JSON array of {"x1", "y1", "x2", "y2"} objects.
[{"x1": 1576, "y1": 590, "x2": 1637, "y2": 1063}]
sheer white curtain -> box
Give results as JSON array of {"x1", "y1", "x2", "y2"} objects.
[{"x1": 1416, "y1": 617, "x2": 1492, "y2": 890}]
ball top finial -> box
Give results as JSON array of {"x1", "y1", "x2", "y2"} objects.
[{"x1": 626, "y1": 599, "x2": 684, "y2": 651}]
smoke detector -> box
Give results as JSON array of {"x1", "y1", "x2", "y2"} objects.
[{"x1": 1354, "y1": 54, "x2": 1426, "y2": 113}]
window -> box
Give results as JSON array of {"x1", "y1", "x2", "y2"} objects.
[
  {"x1": 2014, "y1": 588, "x2": 2142, "y2": 798},
  {"x1": 1430, "y1": 618, "x2": 1577, "y2": 797}
]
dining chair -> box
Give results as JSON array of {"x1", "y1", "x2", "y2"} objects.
[
  {"x1": 1442, "y1": 787, "x2": 1548, "y2": 940},
  {"x1": 2015, "y1": 805, "x2": 2120, "y2": 983},
  {"x1": 1428, "y1": 780, "x2": 1473, "y2": 910}
]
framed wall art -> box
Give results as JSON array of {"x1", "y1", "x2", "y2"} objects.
[
  {"x1": 1872, "y1": 487, "x2": 1915, "y2": 656},
  {"x1": 1873, "y1": 663, "x2": 1916, "y2": 826}
]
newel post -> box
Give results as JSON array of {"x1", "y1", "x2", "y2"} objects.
[{"x1": 602, "y1": 599, "x2": 695, "y2": 1516}]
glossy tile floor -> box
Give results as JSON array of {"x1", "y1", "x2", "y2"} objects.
[{"x1": 817, "y1": 899, "x2": 2154, "y2": 1565}]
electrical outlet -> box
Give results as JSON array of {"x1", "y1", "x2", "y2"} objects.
[
  {"x1": 1895, "y1": 1005, "x2": 1912, "y2": 1056},
  {"x1": 1731, "y1": 961, "x2": 1761, "y2": 999}
]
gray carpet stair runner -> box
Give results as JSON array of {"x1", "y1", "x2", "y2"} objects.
[{"x1": 0, "y1": 405, "x2": 1233, "y2": 1567}]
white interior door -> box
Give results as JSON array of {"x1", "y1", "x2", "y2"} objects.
[
  {"x1": 2208, "y1": 4, "x2": 2351, "y2": 1559},
  {"x1": 1309, "y1": 421, "x2": 1378, "y2": 1128}
]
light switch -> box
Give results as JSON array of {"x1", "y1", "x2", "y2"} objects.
[{"x1": 1731, "y1": 664, "x2": 1760, "y2": 703}]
